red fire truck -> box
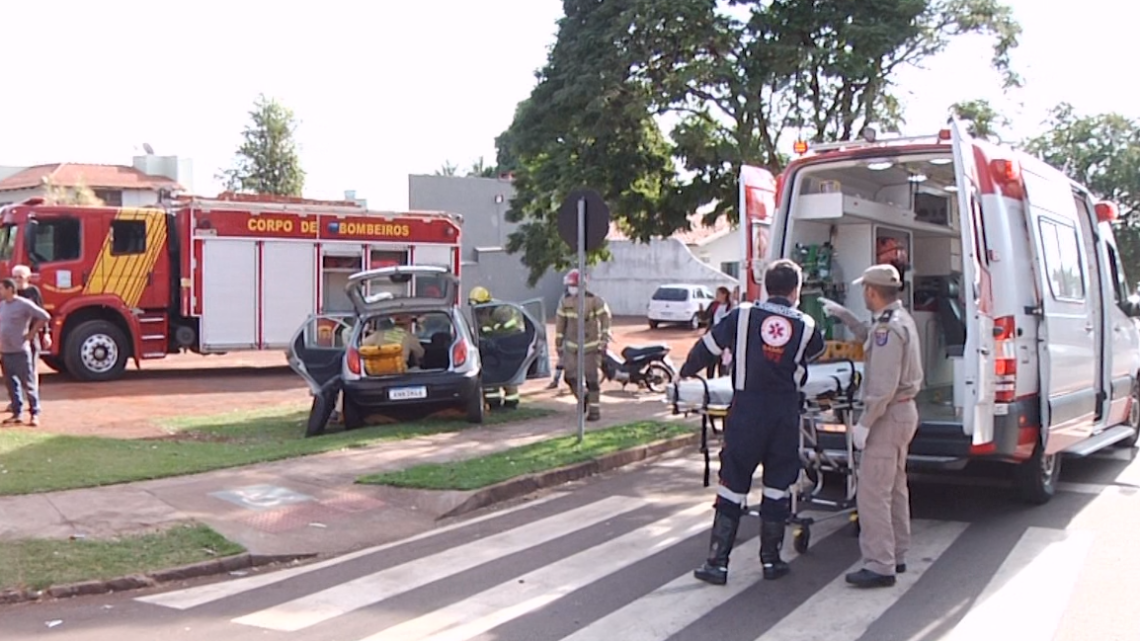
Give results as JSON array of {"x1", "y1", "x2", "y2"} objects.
[{"x1": 0, "y1": 193, "x2": 463, "y2": 382}]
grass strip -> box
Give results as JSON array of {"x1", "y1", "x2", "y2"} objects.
[
  {"x1": 0, "y1": 406, "x2": 552, "y2": 496},
  {"x1": 0, "y1": 524, "x2": 245, "y2": 592},
  {"x1": 358, "y1": 420, "x2": 691, "y2": 490}
]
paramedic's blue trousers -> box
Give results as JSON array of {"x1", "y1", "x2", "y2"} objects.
[{"x1": 713, "y1": 402, "x2": 799, "y2": 522}]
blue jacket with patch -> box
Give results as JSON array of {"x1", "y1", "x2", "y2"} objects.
[{"x1": 680, "y1": 297, "x2": 826, "y2": 402}]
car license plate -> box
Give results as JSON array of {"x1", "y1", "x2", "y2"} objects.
[{"x1": 389, "y1": 386, "x2": 428, "y2": 401}]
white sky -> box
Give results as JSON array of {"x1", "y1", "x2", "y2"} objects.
[{"x1": 0, "y1": 0, "x2": 1130, "y2": 210}]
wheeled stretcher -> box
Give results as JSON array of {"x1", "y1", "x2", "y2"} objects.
[{"x1": 666, "y1": 359, "x2": 866, "y2": 553}]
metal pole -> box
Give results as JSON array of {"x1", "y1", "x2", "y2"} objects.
[{"x1": 576, "y1": 196, "x2": 587, "y2": 443}]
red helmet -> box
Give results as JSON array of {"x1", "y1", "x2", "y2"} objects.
[{"x1": 564, "y1": 269, "x2": 581, "y2": 287}]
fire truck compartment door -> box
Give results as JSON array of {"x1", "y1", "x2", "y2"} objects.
[
  {"x1": 287, "y1": 313, "x2": 357, "y2": 394},
  {"x1": 471, "y1": 300, "x2": 548, "y2": 387},
  {"x1": 201, "y1": 240, "x2": 258, "y2": 349},
  {"x1": 261, "y1": 241, "x2": 317, "y2": 348},
  {"x1": 347, "y1": 265, "x2": 457, "y2": 316}
]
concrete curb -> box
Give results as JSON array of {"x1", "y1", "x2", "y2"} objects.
[
  {"x1": 437, "y1": 431, "x2": 700, "y2": 520},
  {"x1": 0, "y1": 552, "x2": 315, "y2": 605}
]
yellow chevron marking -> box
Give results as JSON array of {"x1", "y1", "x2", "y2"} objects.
[{"x1": 82, "y1": 208, "x2": 168, "y2": 307}]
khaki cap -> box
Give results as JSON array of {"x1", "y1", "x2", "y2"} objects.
[{"x1": 853, "y1": 264, "x2": 901, "y2": 287}]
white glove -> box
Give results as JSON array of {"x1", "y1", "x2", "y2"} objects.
[
  {"x1": 851, "y1": 424, "x2": 870, "y2": 450},
  {"x1": 819, "y1": 297, "x2": 844, "y2": 318}
]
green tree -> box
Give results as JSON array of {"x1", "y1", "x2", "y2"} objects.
[
  {"x1": 499, "y1": 0, "x2": 1022, "y2": 281},
  {"x1": 219, "y1": 95, "x2": 306, "y2": 196},
  {"x1": 1024, "y1": 103, "x2": 1140, "y2": 278},
  {"x1": 950, "y1": 99, "x2": 1010, "y2": 140},
  {"x1": 435, "y1": 161, "x2": 459, "y2": 176},
  {"x1": 467, "y1": 157, "x2": 500, "y2": 178}
]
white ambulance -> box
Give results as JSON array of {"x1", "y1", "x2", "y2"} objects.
[{"x1": 739, "y1": 120, "x2": 1140, "y2": 504}]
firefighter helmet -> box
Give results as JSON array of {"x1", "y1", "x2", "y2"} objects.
[
  {"x1": 468, "y1": 286, "x2": 492, "y2": 304},
  {"x1": 564, "y1": 269, "x2": 582, "y2": 287}
]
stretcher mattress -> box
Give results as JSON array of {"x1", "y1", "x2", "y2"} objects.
[{"x1": 666, "y1": 361, "x2": 864, "y2": 409}]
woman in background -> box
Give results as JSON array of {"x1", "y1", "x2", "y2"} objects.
[{"x1": 704, "y1": 286, "x2": 733, "y2": 378}]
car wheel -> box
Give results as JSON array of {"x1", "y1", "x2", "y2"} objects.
[
  {"x1": 689, "y1": 314, "x2": 700, "y2": 330},
  {"x1": 305, "y1": 379, "x2": 343, "y2": 438},
  {"x1": 648, "y1": 320, "x2": 659, "y2": 330},
  {"x1": 342, "y1": 393, "x2": 366, "y2": 430},
  {"x1": 466, "y1": 384, "x2": 485, "y2": 424},
  {"x1": 1013, "y1": 432, "x2": 1060, "y2": 505}
]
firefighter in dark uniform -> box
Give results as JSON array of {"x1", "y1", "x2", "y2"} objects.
[
  {"x1": 681, "y1": 259, "x2": 826, "y2": 585},
  {"x1": 469, "y1": 286, "x2": 524, "y2": 409}
]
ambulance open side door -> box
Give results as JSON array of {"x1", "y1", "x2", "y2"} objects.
[{"x1": 950, "y1": 119, "x2": 997, "y2": 447}]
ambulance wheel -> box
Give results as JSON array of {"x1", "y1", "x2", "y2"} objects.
[
  {"x1": 64, "y1": 320, "x2": 128, "y2": 382},
  {"x1": 1116, "y1": 379, "x2": 1140, "y2": 448},
  {"x1": 793, "y1": 526, "x2": 810, "y2": 554},
  {"x1": 466, "y1": 386, "x2": 485, "y2": 424},
  {"x1": 1014, "y1": 434, "x2": 1060, "y2": 505}
]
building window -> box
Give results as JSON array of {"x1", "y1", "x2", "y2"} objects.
[
  {"x1": 93, "y1": 189, "x2": 123, "y2": 206},
  {"x1": 111, "y1": 220, "x2": 147, "y2": 255},
  {"x1": 721, "y1": 261, "x2": 740, "y2": 279}
]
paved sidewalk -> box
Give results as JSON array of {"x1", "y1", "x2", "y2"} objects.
[{"x1": 0, "y1": 386, "x2": 695, "y2": 557}]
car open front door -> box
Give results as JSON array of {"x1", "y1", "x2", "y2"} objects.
[
  {"x1": 286, "y1": 313, "x2": 356, "y2": 436},
  {"x1": 472, "y1": 300, "x2": 548, "y2": 389},
  {"x1": 950, "y1": 119, "x2": 996, "y2": 447},
  {"x1": 518, "y1": 298, "x2": 552, "y2": 379}
]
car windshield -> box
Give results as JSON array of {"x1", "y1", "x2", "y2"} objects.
[{"x1": 652, "y1": 287, "x2": 689, "y2": 302}]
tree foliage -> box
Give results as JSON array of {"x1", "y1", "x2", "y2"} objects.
[
  {"x1": 219, "y1": 95, "x2": 306, "y2": 197},
  {"x1": 498, "y1": 0, "x2": 1022, "y2": 281},
  {"x1": 1024, "y1": 104, "x2": 1140, "y2": 278},
  {"x1": 40, "y1": 176, "x2": 103, "y2": 206},
  {"x1": 950, "y1": 99, "x2": 1010, "y2": 140}
]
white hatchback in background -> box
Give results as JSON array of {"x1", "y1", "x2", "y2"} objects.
[{"x1": 647, "y1": 284, "x2": 714, "y2": 329}]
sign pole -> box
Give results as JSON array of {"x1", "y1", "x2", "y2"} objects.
[{"x1": 576, "y1": 196, "x2": 587, "y2": 443}]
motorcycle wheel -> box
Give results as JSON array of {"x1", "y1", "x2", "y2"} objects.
[{"x1": 643, "y1": 363, "x2": 673, "y2": 393}]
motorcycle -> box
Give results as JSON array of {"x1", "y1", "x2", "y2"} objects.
[{"x1": 601, "y1": 344, "x2": 676, "y2": 392}]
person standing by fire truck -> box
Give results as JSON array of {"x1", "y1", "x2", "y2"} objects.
[
  {"x1": 820, "y1": 263, "x2": 924, "y2": 588},
  {"x1": 554, "y1": 269, "x2": 611, "y2": 421},
  {"x1": 8, "y1": 265, "x2": 50, "y2": 416},
  {"x1": 681, "y1": 259, "x2": 825, "y2": 585}
]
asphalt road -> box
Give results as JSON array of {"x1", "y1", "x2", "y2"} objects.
[{"x1": 5, "y1": 447, "x2": 1140, "y2": 641}]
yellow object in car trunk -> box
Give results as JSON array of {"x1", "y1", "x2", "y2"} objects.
[{"x1": 360, "y1": 344, "x2": 406, "y2": 376}]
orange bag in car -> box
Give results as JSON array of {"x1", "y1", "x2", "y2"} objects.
[{"x1": 359, "y1": 344, "x2": 406, "y2": 376}]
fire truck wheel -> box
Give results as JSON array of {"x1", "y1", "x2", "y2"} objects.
[{"x1": 64, "y1": 320, "x2": 129, "y2": 382}]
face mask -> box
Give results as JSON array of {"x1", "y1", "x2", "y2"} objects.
[{"x1": 567, "y1": 286, "x2": 579, "y2": 296}]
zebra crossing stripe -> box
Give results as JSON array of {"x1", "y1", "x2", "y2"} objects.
[
  {"x1": 351, "y1": 502, "x2": 712, "y2": 641},
  {"x1": 941, "y1": 526, "x2": 1095, "y2": 641},
  {"x1": 560, "y1": 514, "x2": 851, "y2": 641},
  {"x1": 754, "y1": 519, "x2": 968, "y2": 641},
  {"x1": 135, "y1": 490, "x2": 570, "y2": 610},
  {"x1": 231, "y1": 496, "x2": 644, "y2": 632}
]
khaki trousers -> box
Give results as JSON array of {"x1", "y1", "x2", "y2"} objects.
[
  {"x1": 856, "y1": 400, "x2": 919, "y2": 576},
  {"x1": 562, "y1": 350, "x2": 600, "y2": 411}
]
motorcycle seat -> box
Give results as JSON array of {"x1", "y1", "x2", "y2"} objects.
[{"x1": 621, "y1": 344, "x2": 670, "y2": 360}]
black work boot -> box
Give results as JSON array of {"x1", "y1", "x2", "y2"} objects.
[
  {"x1": 694, "y1": 510, "x2": 740, "y2": 586},
  {"x1": 845, "y1": 568, "x2": 897, "y2": 588},
  {"x1": 586, "y1": 404, "x2": 600, "y2": 421},
  {"x1": 760, "y1": 520, "x2": 791, "y2": 580}
]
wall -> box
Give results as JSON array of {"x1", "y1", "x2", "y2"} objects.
[
  {"x1": 0, "y1": 187, "x2": 161, "y2": 207},
  {"x1": 407, "y1": 174, "x2": 564, "y2": 317},
  {"x1": 590, "y1": 238, "x2": 739, "y2": 316}
]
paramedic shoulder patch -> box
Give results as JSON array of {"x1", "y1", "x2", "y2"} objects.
[
  {"x1": 874, "y1": 326, "x2": 890, "y2": 347},
  {"x1": 760, "y1": 315, "x2": 793, "y2": 347}
]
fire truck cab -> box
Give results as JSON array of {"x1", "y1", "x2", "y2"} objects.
[
  {"x1": 741, "y1": 120, "x2": 1140, "y2": 504},
  {"x1": 0, "y1": 193, "x2": 463, "y2": 382}
]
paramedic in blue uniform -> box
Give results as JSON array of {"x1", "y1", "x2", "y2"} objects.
[
  {"x1": 681, "y1": 259, "x2": 826, "y2": 585},
  {"x1": 820, "y1": 263, "x2": 924, "y2": 588}
]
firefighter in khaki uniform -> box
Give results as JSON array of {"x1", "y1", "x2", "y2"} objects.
[
  {"x1": 554, "y1": 269, "x2": 611, "y2": 421},
  {"x1": 820, "y1": 264, "x2": 924, "y2": 588},
  {"x1": 469, "y1": 286, "x2": 525, "y2": 409}
]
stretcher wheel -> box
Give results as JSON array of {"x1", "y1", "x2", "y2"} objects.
[
  {"x1": 849, "y1": 512, "x2": 861, "y2": 537},
  {"x1": 793, "y1": 526, "x2": 810, "y2": 554}
]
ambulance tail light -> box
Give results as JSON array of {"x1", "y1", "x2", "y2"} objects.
[
  {"x1": 452, "y1": 339, "x2": 468, "y2": 368},
  {"x1": 346, "y1": 347, "x2": 362, "y2": 376},
  {"x1": 993, "y1": 316, "x2": 1017, "y2": 403},
  {"x1": 988, "y1": 159, "x2": 1025, "y2": 200}
]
